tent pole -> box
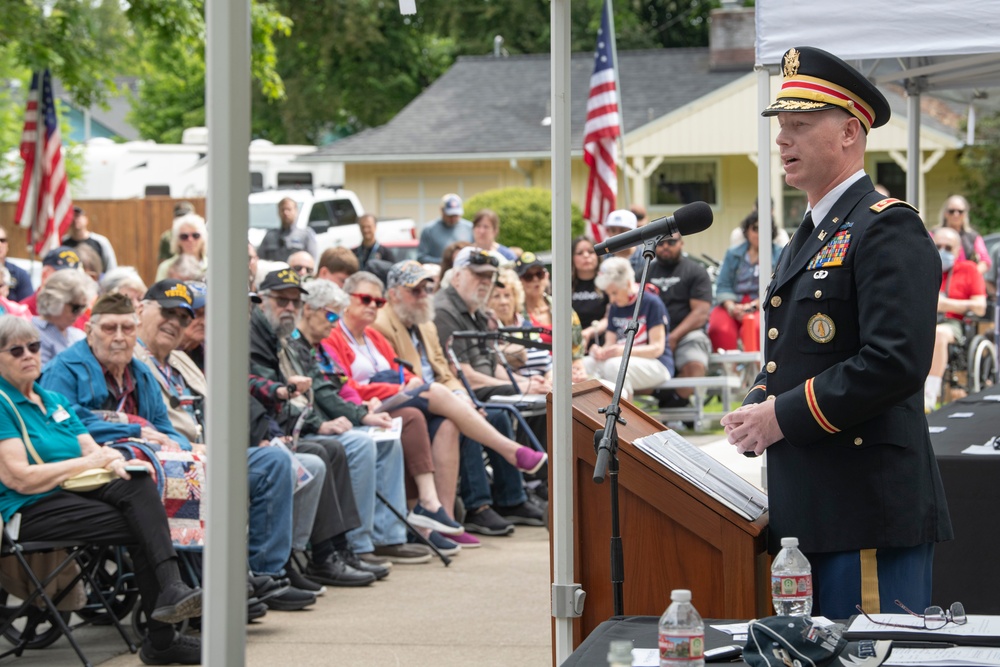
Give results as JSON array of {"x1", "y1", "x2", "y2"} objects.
[{"x1": 906, "y1": 84, "x2": 921, "y2": 209}]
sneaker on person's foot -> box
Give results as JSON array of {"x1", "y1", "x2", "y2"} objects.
[
  {"x1": 514, "y1": 447, "x2": 547, "y2": 474},
  {"x1": 305, "y1": 553, "x2": 376, "y2": 587},
  {"x1": 427, "y1": 531, "x2": 461, "y2": 556},
  {"x1": 357, "y1": 552, "x2": 393, "y2": 569},
  {"x1": 338, "y1": 549, "x2": 390, "y2": 580},
  {"x1": 372, "y1": 543, "x2": 433, "y2": 564},
  {"x1": 407, "y1": 503, "x2": 465, "y2": 535},
  {"x1": 463, "y1": 505, "x2": 515, "y2": 536},
  {"x1": 264, "y1": 586, "x2": 316, "y2": 611},
  {"x1": 449, "y1": 532, "x2": 481, "y2": 548},
  {"x1": 285, "y1": 561, "x2": 326, "y2": 595},
  {"x1": 248, "y1": 574, "x2": 288, "y2": 605},
  {"x1": 140, "y1": 631, "x2": 201, "y2": 666},
  {"x1": 151, "y1": 582, "x2": 202, "y2": 624},
  {"x1": 247, "y1": 601, "x2": 268, "y2": 623},
  {"x1": 495, "y1": 501, "x2": 546, "y2": 526}
]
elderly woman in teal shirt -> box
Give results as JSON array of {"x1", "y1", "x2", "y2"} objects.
[{"x1": 0, "y1": 315, "x2": 203, "y2": 665}]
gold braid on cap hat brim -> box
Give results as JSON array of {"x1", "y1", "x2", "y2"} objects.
[{"x1": 771, "y1": 74, "x2": 876, "y2": 132}]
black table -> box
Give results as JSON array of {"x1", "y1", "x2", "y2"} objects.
[
  {"x1": 562, "y1": 616, "x2": 748, "y2": 667},
  {"x1": 927, "y1": 391, "x2": 1000, "y2": 614}
]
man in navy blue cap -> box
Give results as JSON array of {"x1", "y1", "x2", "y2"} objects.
[
  {"x1": 722, "y1": 46, "x2": 952, "y2": 618},
  {"x1": 21, "y1": 246, "x2": 82, "y2": 315}
]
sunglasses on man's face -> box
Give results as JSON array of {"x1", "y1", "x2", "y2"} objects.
[
  {"x1": 267, "y1": 295, "x2": 301, "y2": 309},
  {"x1": 407, "y1": 283, "x2": 435, "y2": 297},
  {"x1": 178, "y1": 233, "x2": 202, "y2": 242},
  {"x1": 351, "y1": 293, "x2": 387, "y2": 308},
  {"x1": 657, "y1": 238, "x2": 681, "y2": 247},
  {"x1": 291, "y1": 265, "x2": 313, "y2": 275},
  {"x1": 1, "y1": 341, "x2": 41, "y2": 358}
]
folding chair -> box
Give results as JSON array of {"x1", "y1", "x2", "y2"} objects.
[{"x1": 0, "y1": 515, "x2": 138, "y2": 667}]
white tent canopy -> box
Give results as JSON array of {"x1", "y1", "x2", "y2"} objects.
[{"x1": 753, "y1": 0, "x2": 1000, "y2": 310}]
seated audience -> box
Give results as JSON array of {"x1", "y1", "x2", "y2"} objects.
[
  {"x1": 644, "y1": 231, "x2": 713, "y2": 406},
  {"x1": 417, "y1": 194, "x2": 473, "y2": 264},
  {"x1": 285, "y1": 279, "x2": 465, "y2": 555},
  {"x1": 471, "y1": 209, "x2": 517, "y2": 262},
  {"x1": 251, "y1": 269, "x2": 428, "y2": 566},
  {"x1": 0, "y1": 227, "x2": 33, "y2": 302},
  {"x1": 585, "y1": 257, "x2": 673, "y2": 400},
  {"x1": 374, "y1": 261, "x2": 545, "y2": 537},
  {"x1": 99, "y1": 267, "x2": 148, "y2": 308},
  {"x1": 936, "y1": 195, "x2": 991, "y2": 275},
  {"x1": 34, "y1": 269, "x2": 96, "y2": 365},
  {"x1": 175, "y1": 281, "x2": 206, "y2": 372},
  {"x1": 489, "y1": 268, "x2": 551, "y2": 379},
  {"x1": 287, "y1": 251, "x2": 316, "y2": 280},
  {"x1": 0, "y1": 315, "x2": 202, "y2": 664},
  {"x1": 327, "y1": 270, "x2": 548, "y2": 529},
  {"x1": 924, "y1": 227, "x2": 987, "y2": 411},
  {"x1": 603, "y1": 209, "x2": 645, "y2": 277},
  {"x1": 0, "y1": 267, "x2": 31, "y2": 320},
  {"x1": 572, "y1": 236, "x2": 608, "y2": 350},
  {"x1": 709, "y1": 211, "x2": 782, "y2": 352},
  {"x1": 156, "y1": 214, "x2": 207, "y2": 281},
  {"x1": 40, "y1": 294, "x2": 193, "y2": 452},
  {"x1": 316, "y1": 247, "x2": 359, "y2": 287},
  {"x1": 22, "y1": 246, "x2": 83, "y2": 316},
  {"x1": 436, "y1": 240, "x2": 472, "y2": 291}
]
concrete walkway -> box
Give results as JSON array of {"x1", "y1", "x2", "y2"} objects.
[{"x1": 6, "y1": 432, "x2": 761, "y2": 667}]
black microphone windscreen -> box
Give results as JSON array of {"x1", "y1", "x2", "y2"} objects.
[{"x1": 673, "y1": 201, "x2": 713, "y2": 235}]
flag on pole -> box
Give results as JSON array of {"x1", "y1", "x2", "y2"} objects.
[
  {"x1": 582, "y1": 0, "x2": 621, "y2": 243},
  {"x1": 15, "y1": 70, "x2": 73, "y2": 256}
]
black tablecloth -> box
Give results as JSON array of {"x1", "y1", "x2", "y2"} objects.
[
  {"x1": 562, "y1": 616, "x2": 748, "y2": 667},
  {"x1": 927, "y1": 391, "x2": 1000, "y2": 614}
]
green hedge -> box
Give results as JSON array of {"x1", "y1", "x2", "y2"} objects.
[{"x1": 464, "y1": 187, "x2": 585, "y2": 251}]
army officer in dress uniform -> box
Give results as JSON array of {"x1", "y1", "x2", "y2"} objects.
[{"x1": 720, "y1": 46, "x2": 952, "y2": 619}]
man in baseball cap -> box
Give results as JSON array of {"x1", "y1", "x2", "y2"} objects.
[
  {"x1": 605, "y1": 209, "x2": 645, "y2": 272},
  {"x1": 143, "y1": 280, "x2": 196, "y2": 316},
  {"x1": 417, "y1": 194, "x2": 473, "y2": 264},
  {"x1": 21, "y1": 246, "x2": 84, "y2": 316}
]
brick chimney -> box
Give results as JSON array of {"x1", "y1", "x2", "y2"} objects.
[{"x1": 709, "y1": 5, "x2": 755, "y2": 72}]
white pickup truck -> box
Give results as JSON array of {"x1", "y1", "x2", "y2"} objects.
[{"x1": 247, "y1": 188, "x2": 416, "y2": 254}]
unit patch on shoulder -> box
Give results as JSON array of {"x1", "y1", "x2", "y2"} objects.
[{"x1": 870, "y1": 198, "x2": 919, "y2": 214}]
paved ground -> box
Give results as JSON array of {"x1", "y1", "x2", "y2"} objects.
[{"x1": 4, "y1": 431, "x2": 762, "y2": 666}]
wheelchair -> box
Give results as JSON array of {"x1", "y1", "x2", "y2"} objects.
[{"x1": 943, "y1": 314, "x2": 998, "y2": 399}]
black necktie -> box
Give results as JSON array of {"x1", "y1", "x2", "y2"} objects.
[{"x1": 788, "y1": 210, "x2": 815, "y2": 260}]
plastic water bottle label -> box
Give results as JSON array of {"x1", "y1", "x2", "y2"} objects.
[
  {"x1": 771, "y1": 574, "x2": 812, "y2": 598},
  {"x1": 659, "y1": 632, "x2": 705, "y2": 661}
]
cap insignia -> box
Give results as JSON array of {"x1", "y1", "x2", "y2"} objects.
[{"x1": 783, "y1": 48, "x2": 801, "y2": 78}]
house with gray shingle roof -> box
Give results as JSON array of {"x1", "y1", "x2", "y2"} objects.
[{"x1": 301, "y1": 41, "x2": 963, "y2": 257}]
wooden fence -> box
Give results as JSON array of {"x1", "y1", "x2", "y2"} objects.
[{"x1": 0, "y1": 198, "x2": 207, "y2": 286}]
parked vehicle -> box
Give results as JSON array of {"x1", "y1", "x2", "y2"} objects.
[{"x1": 247, "y1": 188, "x2": 416, "y2": 255}]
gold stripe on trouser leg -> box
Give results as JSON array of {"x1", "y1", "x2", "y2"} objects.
[{"x1": 860, "y1": 549, "x2": 880, "y2": 611}]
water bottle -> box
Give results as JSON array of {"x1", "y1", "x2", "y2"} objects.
[
  {"x1": 771, "y1": 536, "x2": 813, "y2": 616},
  {"x1": 658, "y1": 589, "x2": 705, "y2": 667},
  {"x1": 607, "y1": 639, "x2": 634, "y2": 667}
]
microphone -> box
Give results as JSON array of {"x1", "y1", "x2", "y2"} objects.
[
  {"x1": 594, "y1": 201, "x2": 713, "y2": 256},
  {"x1": 450, "y1": 331, "x2": 501, "y2": 340}
]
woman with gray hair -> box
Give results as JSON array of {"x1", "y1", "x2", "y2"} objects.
[
  {"x1": 584, "y1": 256, "x2": 674, "y2": 399},
  {"x1": 290, "y1": 277, "x2": 465, "y2": 547},
  {"x1": 99, "y1": 267, "x2": 148, "y2": 308},
  {"x1": 34, "y1": 270, "x2": 97, "y2": 365},
  {"x1": 155, "y1": 213, "x2": 208, "y2": 281}
]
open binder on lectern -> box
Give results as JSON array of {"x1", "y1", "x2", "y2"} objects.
[{"x1": 633, "y1": 430, "x2": 768, "y2": 521}]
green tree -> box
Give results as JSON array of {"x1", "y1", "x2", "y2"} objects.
[
  {"x1": 960, "y1": 110, "x2": 1000, "y2": 233},
  {"x1": 464, "y1": 187, "x2": 585, "y2": 251}
]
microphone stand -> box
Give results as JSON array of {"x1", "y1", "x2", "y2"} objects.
[{"x1": 592, "y1": 235, "x2": 663, "y2": 617}]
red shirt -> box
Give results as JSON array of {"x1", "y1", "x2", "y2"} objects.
[
  {"x1": 323, "y1": 325, "x2": 418, "y2": 401},
  {"x1": 940, "y1": 260, "x2": 985, "y2": 321}
]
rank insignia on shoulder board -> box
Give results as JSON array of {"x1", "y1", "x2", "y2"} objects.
[{"x1": 870, "y1": 198, "x2": 919, "y2": 214}]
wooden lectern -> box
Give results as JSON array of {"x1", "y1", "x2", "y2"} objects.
[{"x1": 552, "y1": 381, "x2": 771, "y2": 648}]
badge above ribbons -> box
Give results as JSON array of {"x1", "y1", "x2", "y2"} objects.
[{"x1": 808, "y1": 221, "x2": 853, "y2": 270}]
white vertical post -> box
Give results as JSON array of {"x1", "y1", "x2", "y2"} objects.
[
  {"x1": 756, "y1": 67, "x2": 772, "y2": 348},
  {"x1": 204, "y1": 0, "x2": 250, "y2": 663},
  {"x1": 551, "y1": 0, "x2": 575, "y2": 663}
]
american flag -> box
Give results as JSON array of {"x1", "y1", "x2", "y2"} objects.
[
  {"x1": 582, "y1": 0, "x2": 620, "y2": 244},
  {"x1": 15, "y1": 70, "x2": 73, "y2": 256}
]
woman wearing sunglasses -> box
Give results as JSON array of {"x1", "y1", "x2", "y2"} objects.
[
  {"x1": 0, "y1": 315, "x2": 203, "y2": 664},
  {"x1": 33, "y1": 269, "x2": 97, "y2": 366},
  {"x1": 936, "y1": 195, "x2": 991, "y2": 275},
  {"x1": 709, "y1": 210, "x2": 783, "y2": 353},
  {"x1": 325, "y1": 272, "x2": 547, "y2": 476},
  {"x1": 156, "y1": 213, "x2": 208, "y2": 281}
]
